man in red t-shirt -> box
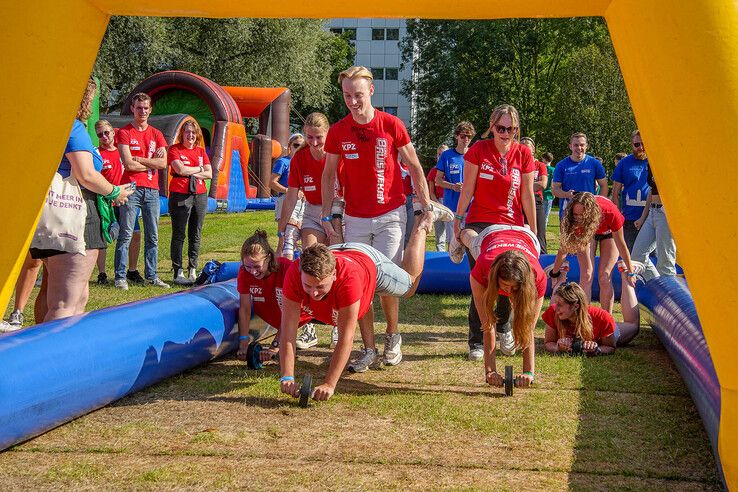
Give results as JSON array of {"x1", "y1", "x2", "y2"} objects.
[
  {"x1": 319, "y1": 66, "x2": 452, "y2": 370},
  {"x1": 114, "y1": 92, "x2": 169, "y2": 289},
  {"x1": 279, "y1": 207, "x2": 450, "y2": 401}
]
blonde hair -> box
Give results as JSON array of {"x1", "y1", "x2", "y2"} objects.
[
  {"x1": 489, "y1": 104, "x2": 521, "y2": 141},
  {"x1": 295, "y1": 112, "x2": 330, "y2": 153},
  {"x1": 553, "y1": 282, "x2": 594, "y2": 341},
  {"x1": 338, "y1": 66, "x2": 374, "y2": 85},
  {"x1": 174, "y1": 119, "x2": 205, "y2": 148},
  {"x1": 240, "y1": 230, "x2": 278, "y2": 274},
  {"x1": 483, "y1": 250, "x2": 539, "y2": 350},
  {"x1": 77, "y1": 78, "x2": 97, "y2": 122},
  {"x1": 560, "y1": 192, "x2": 602, "y2": 254},
  {"x1": 94, "y1": 119, "x2": 113, "y2": 133}
]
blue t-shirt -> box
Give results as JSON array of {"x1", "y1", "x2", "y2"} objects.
[
  {"x1": 435, "y1": 148, "x2": 465, "y2": 212},
  {"x1": 611, "y1": 154, "x2": 650, "y2": 220},
  {"x1": 553, "y1": 155, "x2": 606, "y2": 216},
  {"x1": 272, "y1": 156, "x2": 291, "y2": 194},
  {"x1": 58, "y1": 120, "x2": 103, "y2": 178}
]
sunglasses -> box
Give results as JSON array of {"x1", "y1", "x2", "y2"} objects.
[
  {"x1": 633, "y1": 142, "x2": 644, "y2": 148},
  {"x1": 494, "y1": 125, "x2": 515, "y2": 135},
  {"x1": 498, "y1": 156, "x2": 508, "y2": 176},
  {"x1": 458, "y1": 134, "x2": 473, "y2": 139},
  {"x1": 291, "y1": 142, "x2": 301, "y2": 148},
  {"x1": 96, "y1": 130, "x2": 112, "y2": 138}
]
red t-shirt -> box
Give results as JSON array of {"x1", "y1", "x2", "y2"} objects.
[
  {"x1": 464, "y1": 140, "x2": 535, "y2": 225},
  {"x1": 116, "y1": 123, "x2": 168, "y2": 189},
  {"x1": 286, "y1": 146, "x2": 344, "y2": 206},
  {"x1": 282, "y1": 250, "x2": 377, "y2": 325},
  {"x1": 324, "y1": 110, "x2": 411, "y2": 218},
  {"x1": 237, "y1": 257, "x2": 312, "y2": 329},
  {"x1": 427, "y1": 167, "x2": 444, "y2": 199},
  {"x1": 167, "y1": 143, "x2": 210, "y2": 195},
  {"x1": 542, "y1": 304, "x2": 616, "y2": 340},
  {"x1": 595, "y1": 195, "x2": 625, "y2": 235},
  {"x1": 534, "y1": 160, "x2": 548, "y2": 199},
  {"x1": 99, "y1": 147, "x2": 123, "y2": 186},
  {"x1": 400, "y1": 163, "x2": 413, "y2": 196},
  {"x1": 470, "y1": 229, "x2": 546, "y2": 297}
]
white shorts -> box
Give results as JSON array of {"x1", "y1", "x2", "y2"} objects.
[
  {"x1": 469, "y1": 224, "x2": 541, "y2": 260},
  {"x1": 344, "y1": 204, "x2": 406, "y2": 265},
  {"x1": 275, "y1": 195, "x2": 305, "y2": 225}
]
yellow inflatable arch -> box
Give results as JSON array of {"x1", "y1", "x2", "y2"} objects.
[{"x1": 4, "y1": 0, "x2": 738, "y2": 486}]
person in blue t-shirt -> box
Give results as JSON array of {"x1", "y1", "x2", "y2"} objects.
[
  {"x1": 271, "y1": 133, "x2": 305, "y2": 224},
  {"x1": 435, "y1": 121, "x2": 475, "y2": 248},
  {"x1": 611, "y1": 130, "x2": 650, "y2": 251},
  {"x1": 552, "y1": 132, "x2": 608, "y2": 217}
]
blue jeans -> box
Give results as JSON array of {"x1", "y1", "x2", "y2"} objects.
[
  {"x1": 631, "y1": 205, "x2": 677, "y2": 281},
  {"x1": 115, "y1": 187, "x2": 160, "y2": 280},
  {"x1": 543, "y1": 198, "x2": 554, "y2": 229}
]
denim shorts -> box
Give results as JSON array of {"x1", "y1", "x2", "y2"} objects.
[{"x1": 329, "y1": 242, "x2": 412, "y2": 297}]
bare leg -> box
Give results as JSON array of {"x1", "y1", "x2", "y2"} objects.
[
  {"x1": 401, "y1": 219, "x2": 430, "y2": 296},
  {"x1": 96, "y1": 248, "x2": 107, "y2": 275},
  {"x1": 129, "y1": 231, "x2": 142, "y2": 272},
  {"x1": 44, "y1": 251, "x2": 98, "y2": 321},
  {"x1": 577, "y1": 244, "x2": 596, "y2": 303},
  {"x1": 597, "y1": 238, "x2": 619, "y2": 313},
  {"x1": 381, "y1": 296, "x2": 400, "y2": 335},
  {"x1": 34, "y1": 264, "x2": 48, "y2": 324},
  {"x1": 358, "y1": 308, "x2": 376, "y2": 349},
  {"x1": 617, "y1": 269, "x2": 641, "y2": 345},
  {"x1": 301, "y1": 228, "x2": 326, "y2": 249},
  {"x1": 76, "y1": 249, "x2": 98, "y2": 315},
  {"x1": 459, "y1": 228, "x2": 479, "y2": 252},
  {"x1": 13, "y1": 252, "x2": 42, "y2": 312}
]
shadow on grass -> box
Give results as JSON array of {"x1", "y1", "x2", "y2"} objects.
[{"x1": 567, "y1": 331, "x2": 721, "y2": 489}]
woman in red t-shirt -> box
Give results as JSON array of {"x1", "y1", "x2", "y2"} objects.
[
  {"x1": 548, "y1": 192, "x2": 637, "y2": 312},
  {"x1": 543, "y1": 280, "x2": 640, "y2": 355},
  {"x1": 167, "y1": 120, "x2": 212, "y2": 285},
  {"x1": 278, "y1": 112, "x2": 344, "y2": 256}
]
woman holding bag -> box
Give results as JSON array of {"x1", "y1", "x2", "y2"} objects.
[
  {"x1": 31, "y1": 78, "x2": 133, "y2": 322},
  {"x1": 167, "y1": 120, "x2": 212, "y2": 285}
]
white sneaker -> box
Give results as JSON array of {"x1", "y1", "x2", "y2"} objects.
[
  {"x1": 330, "y1": 325, "x2": 339, "y2": 349},
  {"x1": 295, "y1": 323, "x2": 318, "y2": 350},
  {"x1": 428, "y1": 202, "x2": 454, "y2": 223},
  {"x1": 626, "y1": 260, "x2": 647, "y2": 282},
  {"x1": 173, "y1": 270, "x2": 191, "y2": 286},
  {"x1": 146, "y1": 277, "x2": 171, "y2": 288},
  {"x1": 114, "y1": 278, "x2": 129, "y2": 290},
  {"x1": 383, "y1": 333, "x2": 403, "y2": 366},
  {"x1": 8, "y1": 310, "x2": 23, "y2": 327},
  {"x1": 468, "y1": 347, "x2": 484, "y2": 361},
  {"x1": 348, "y1": 347, "x2": 380, "y2": 373},
  {"x1": 188, "y1": 268, "x2": 197, "y2": 282},
  {"x1": 0, "y1": 320, "x2": 21, "y2": 333},
  {"x1": 498, "y1": 330, "x2": 516, "y2": 356},
  {"x1": 448, "y1": 235, "x2": 465, "y2": 264}
]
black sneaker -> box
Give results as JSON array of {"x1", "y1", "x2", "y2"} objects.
[
  {"x1": 97, "y1": 272, "x2": 109, "y2": 285},
  {"x1": 127, "y1": 270, "x2": 145, "y2": 285}
]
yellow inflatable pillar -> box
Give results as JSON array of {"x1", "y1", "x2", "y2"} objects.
[
  {"x1": 606, "y1": 0, "x2": 738, "y2": 487},
  {"x1": 0, "y1": 2, "x2": 109, "y2": 307}
]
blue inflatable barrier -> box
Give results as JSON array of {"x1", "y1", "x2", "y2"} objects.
[
  {"x1": 0, "y1": 280, "x2": 263, "y2": 451},
  {"x1": 158, "y1": 196, "x2": 218, "y2": 215},
  {"x1": 637, "y1": 276, "x2": 725, "y2": 486}
]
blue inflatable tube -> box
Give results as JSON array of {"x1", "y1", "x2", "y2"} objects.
[
  {"x1": 0, "y1": 280, "x2": 261, "y2": 451},
  {"x1": 157, "y1": 196, "x2": 274, "y2": 215},
  {"x1": 637, "y1": 276, "x2": 725, "y2": 486}
]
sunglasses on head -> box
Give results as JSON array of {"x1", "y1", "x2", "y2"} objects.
[
  {"x1": 96, "y1": 130, "x2": 112, "y2": 138},
  {"x1": 494, "y1": 124, "x2": 515, "y2": 135}
]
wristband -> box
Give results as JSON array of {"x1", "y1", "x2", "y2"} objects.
[
  {"x1": 238, "y1": 335, "x2": 249, "y2": 341},
  {"x1": 454, "y1": 214, "x2": 465, "y2": 221},
  {"x1": 277, "y1": 231, "x2": 285, "y2": 238},
  {"x1": 331, "y1": 213, "x2": 343, "y2": 219},
  {"x1": 199, "y1": 165, "x2": 204, "y2": 173},
  {"x1": 279, "y1": 376, "x2": 294, "y2": 383},
  {"x1": 523, "y1": 371, "x2": 534, "y2": 377},
  {"x1": 627, "y1": 272, "x2": 636, "y2": 277},
  {"x1": 548, "y1": 269, "x2": 561, "y2": 278},
  {"x1": 321, "y1": 215, "x2": 332, "y2": 222},
  {"x1": 104, "y1": 185, "x2": 121, "y2": 201}
]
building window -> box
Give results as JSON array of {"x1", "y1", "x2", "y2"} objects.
[
  {"x1": 372, "y1": 28, "x2": 385, "y2": 40},
  {"x1": 385, "y1": 68, "x2": 399, "y2": 80},
  {"x1": 384, "y1": 106, "x2": 398, "y2": 116},
  {"x1": 329, "y1": 28, "x2": 342, "y2": 35},
  {"x1": 371, "y1": 68, "x2": 385, "y2": 80},
  {"x1": 386, "y1": 28, "x2": 400, "y2": 41},
  {"x1": 344, "y1": 28, "x2": 357, "y2": 40}
]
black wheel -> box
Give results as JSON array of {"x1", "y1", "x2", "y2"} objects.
[
  {"x1": 246, "y1": 342, "x2": 263, "y2": 370},
  {"x1": 504, "y1": 365, "x2": 514, "y2": 397},
  {"x1": 299, "y1": 374, "x2": 313, "y2": 408},
  {"x1": 571, "y1": 338, "x2": 583, "y2": 356}
]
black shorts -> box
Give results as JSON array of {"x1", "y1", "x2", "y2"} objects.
[
  {"x1": 82, "y1": 189, "x2": 107, "y2": 251},
  {"x1": 594, "y1": 232, "x2": 613, "y2": 242}
]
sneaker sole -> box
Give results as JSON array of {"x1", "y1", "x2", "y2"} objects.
[
  {"x1": 383, "y1": 352, "x2": 402, "y2": 366},
  {"x1": 347, "y1": 365, "x2": 369, "y2": 373},
  {"x1": 295, "y1": 341, "x2": 319, "y2": 350}
]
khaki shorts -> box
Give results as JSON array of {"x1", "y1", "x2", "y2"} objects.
[
  {"x1": 343, "y1": 204, "x2": 406, "y2": 265},
  {"x1": 275, "y1": 195, "x2": 305, "y2": 225},
  {"x1": 301, "y1": 202, "x2": 324, "y2": 234}
]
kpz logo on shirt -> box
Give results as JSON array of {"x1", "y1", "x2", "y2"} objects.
[{"x1": 342, "y1": 142, "x2": 357, "y2": 151}]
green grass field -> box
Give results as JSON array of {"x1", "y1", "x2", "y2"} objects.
[{"x1": 0, "y1": 211, "x2": 721, "y2": 490}]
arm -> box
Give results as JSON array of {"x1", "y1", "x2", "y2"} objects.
[
  {"x1": 521, "y1": 171, "x2": 536, "y2": 234},
  {"x1": 427, "y1": 179, "x2": 438, "y2": 202},
  {"x1": 135, "y1": 147, "x2": 167, "y2": 170},
  {"x1": 612, "y1": 228, "x2": 636, "y2": 287},
  {"x1": 533, "y1": 173, "x2": 548, "y2": 192},
  {"x1": 320, "y1": 153, "x2": 341, "y2": 238},
  {"x1": 118, "y1": 143, "x2": 148, "y2": 172},
  {"x1": 312, "y1": 301, "x2": 361, "y2": 401},
  {"x1": 611, "y1": 182, "x2": 623, "y2": 209},
  {"x1": 277, "y1": 187, "x2": 300, "y2": 234},
  {"x1": 471, "y1": 277, "x2": 498, "y2": 384},
  {"x1": 68, "y1": 151, "x2": 120, "y2": 196},
  {"x1": 595, "y1": 333, "x2": 617, "y2": 354},
  {"x1": 270, "y1": 172, "x2": 288, "y2": 195},
  {"x1": 398, "y1": 143, "x2": 430, "y2": 207},
  {"x1": 544, "y1": 325, "x2": 560, "y2": 353},
  {"x1": 453, "y1": 161, "x2": 479, "y2": 238},
  {"x1": 278, "y1": 297, "x2": 303, "y2": 398},
  {"x1": 634, "y1": 190, "x2": 652, "y2": 229},
  {"x1": 551, "y1": 181, "x2": 574, "y2": 200},
  {"x1": 435, "y1": 170, "x2": 462, "y2": 192},
  {"x1": 596, "y1": 177, "x2": 609, "y2": 197},
  {"x1": 236, "y1": 293, "x2": 252, "y2": 361},
  {"x1": 519, "y1": 296, "x2": 544, "y2": 384}
]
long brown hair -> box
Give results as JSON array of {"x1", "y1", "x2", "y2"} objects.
[
  {"x1": 560, "y1": 192, "x2": 601, "y2": 254},
  {"x1": 77, "y1": 78, "x2": 96, "y2": 122},
  {"x1": 240, "y1": 230, "x2": 279, "y2": 274},
  {"x1": 483, "y1": 250, "x2": 538, "y2": 350},
  {"x1": 552, "y1": 282, "x2": 594, "y2": 341}
]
